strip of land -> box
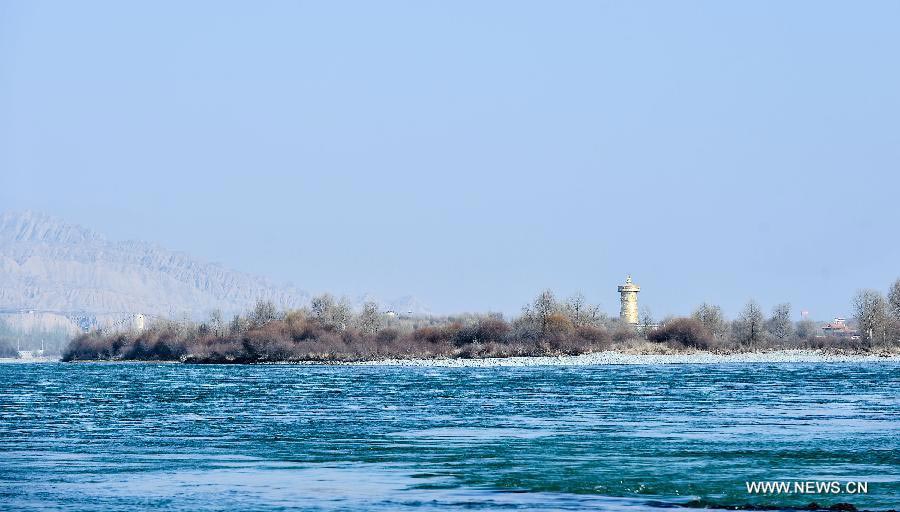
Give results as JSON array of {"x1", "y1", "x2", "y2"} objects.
[
  {"x1": 23, "y1": 349, "x2": 899, "y2": 366},
  {"x1": 345, "y1": 350, "x2": 900, "y2": 367},
  {"x1": 55, "y1": 290, "x2": 900, "y2": 364}
]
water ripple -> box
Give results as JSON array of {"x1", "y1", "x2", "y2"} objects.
[{"x1": 0, "y1": 362, "x2": 897, "y2": 511}]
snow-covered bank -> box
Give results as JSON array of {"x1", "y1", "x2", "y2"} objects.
[
  {"x1": 345, "y1": 350, "x2": 900, "y2": 367},
  {"x1": 21, "y1": 350, "x2": 900, "y2": 365}
]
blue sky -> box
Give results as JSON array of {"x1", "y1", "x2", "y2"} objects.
[{"x1": 1, "y1": 1, "x2": 898, "y2": 318}]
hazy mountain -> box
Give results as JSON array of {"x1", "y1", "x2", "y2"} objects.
[
  {"x1": 0, "y1": 211, "x2": 311, "y2": 327},
  {"x1": 0, "y1": 211, "x2": 432, "y2": 335}
]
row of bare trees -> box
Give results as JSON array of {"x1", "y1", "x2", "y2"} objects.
[
  {"x1": 655, "y1": 278, "x2": 900, "y2": 349},
  {"x1": 63, "y1": 280, "x2": 900, "y2": 362},
  {"x1": 688, "y1": 301, "x2": 794, "y2": 346},
  {"x1": 62, "y1": 290, "x2": 622, "y2": 362}
]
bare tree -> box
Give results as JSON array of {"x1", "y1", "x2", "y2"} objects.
[
  {"x1": 639, "y1": 307, "x2": 656, "y2": 336},
  {"x1": 522, "y1": 290, "x2": 559, "y2": 336},
  {"x1": 311, "y1": 294, "x2": 351, "y2": 330},
  {"x1": 229, "y1": 314, "x2": 249, "y2": 335},
  {"x1": 355, "y1": 301, "x2": 383, "y2": 335},
  {"x1": 733, "y1": 301, "x2": 766, "y2": 346},
  {"x1": 691, "y1": 303, "x2": 728, "y2": 340},
  {"x1": 250, "y1": 300, "x2": 278, "y2": 327},
  {"x1": 311, "y1": 294, "x2": 334, "y2": 320},
  {"x1": 853, "y1": 290, "x2": 888, "y2": 344},
  {"x1": 563, "y1": 293, "x2": 601, "y2": 327},
  {"x1": 766, "y1": 303, "x2": 794, "y2": 341},
  {"x1": 563, "y1": 292, "x2": 586, "y2": 327},
  {"x1": 888, "y1": 278, "x2": 900, "y2": 322},
  {"x1": 208, "y1": 309, "x2": 224, "y2": 336},
  {"x1": 795, "y1": 318, "x2": 818, "y2": 340},
  {"x1": 889, "y1": 279, "x2": 900, "y2": 342}
]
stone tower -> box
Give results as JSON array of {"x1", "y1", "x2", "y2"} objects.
[{"x1": 618, "y1": 275, "x2": 640, "y2": 325}]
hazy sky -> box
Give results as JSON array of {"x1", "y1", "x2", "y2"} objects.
[{"x1": 2, "y1": 1, "x2": 898, "y2": 318}]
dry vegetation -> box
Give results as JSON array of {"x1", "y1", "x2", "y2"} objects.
[
  {"x1": 62, "y1": 279, "x2": 900, "y2": 363},
  {"x1": 63, "y1": 292, "x2": 616, "y2": 363}
]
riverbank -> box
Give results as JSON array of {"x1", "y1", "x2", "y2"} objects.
[
  {"x1": 48, "y1": 349, "x2": 900, "y2": 366},
  {"x1": 346, "y1": 350, "x2": 900, "y2": 367}
]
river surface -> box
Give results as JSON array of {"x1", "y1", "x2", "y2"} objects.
[{"x1": 0, "y1": 362, "x2": 897, "y2": 511}]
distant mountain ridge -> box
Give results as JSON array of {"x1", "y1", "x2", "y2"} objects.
[{"x1": 0, "y1": 210, "x2": 314, "y2": 322}]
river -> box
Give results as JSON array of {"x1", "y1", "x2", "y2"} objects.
[{"x1": 0, "y1": 362, "x2": 897, "y2": 511}]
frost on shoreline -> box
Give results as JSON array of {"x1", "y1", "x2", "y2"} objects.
[
  {"x1": 342, "y1": 350, "x2": 899, "y2": 367},
  {"x1": 13, "y1": 349, "x2": 898, "y2": 366}
]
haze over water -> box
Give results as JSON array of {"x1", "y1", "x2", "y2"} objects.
[{"x1": 1, "y1": 363, "x2": 897, "y2": 511}]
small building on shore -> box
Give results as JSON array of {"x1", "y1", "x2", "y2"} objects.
[{"x1": 821, "y1": 318, "x2": 860, "y2": 339}]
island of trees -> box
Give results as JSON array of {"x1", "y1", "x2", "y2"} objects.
[{"x1": 61, "y1": 279, "x2": 900, "y2": 363}]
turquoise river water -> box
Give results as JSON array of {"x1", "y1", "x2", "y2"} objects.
[{"x1": 0, "y1": 362, "x2": 897, "y2": 511}]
